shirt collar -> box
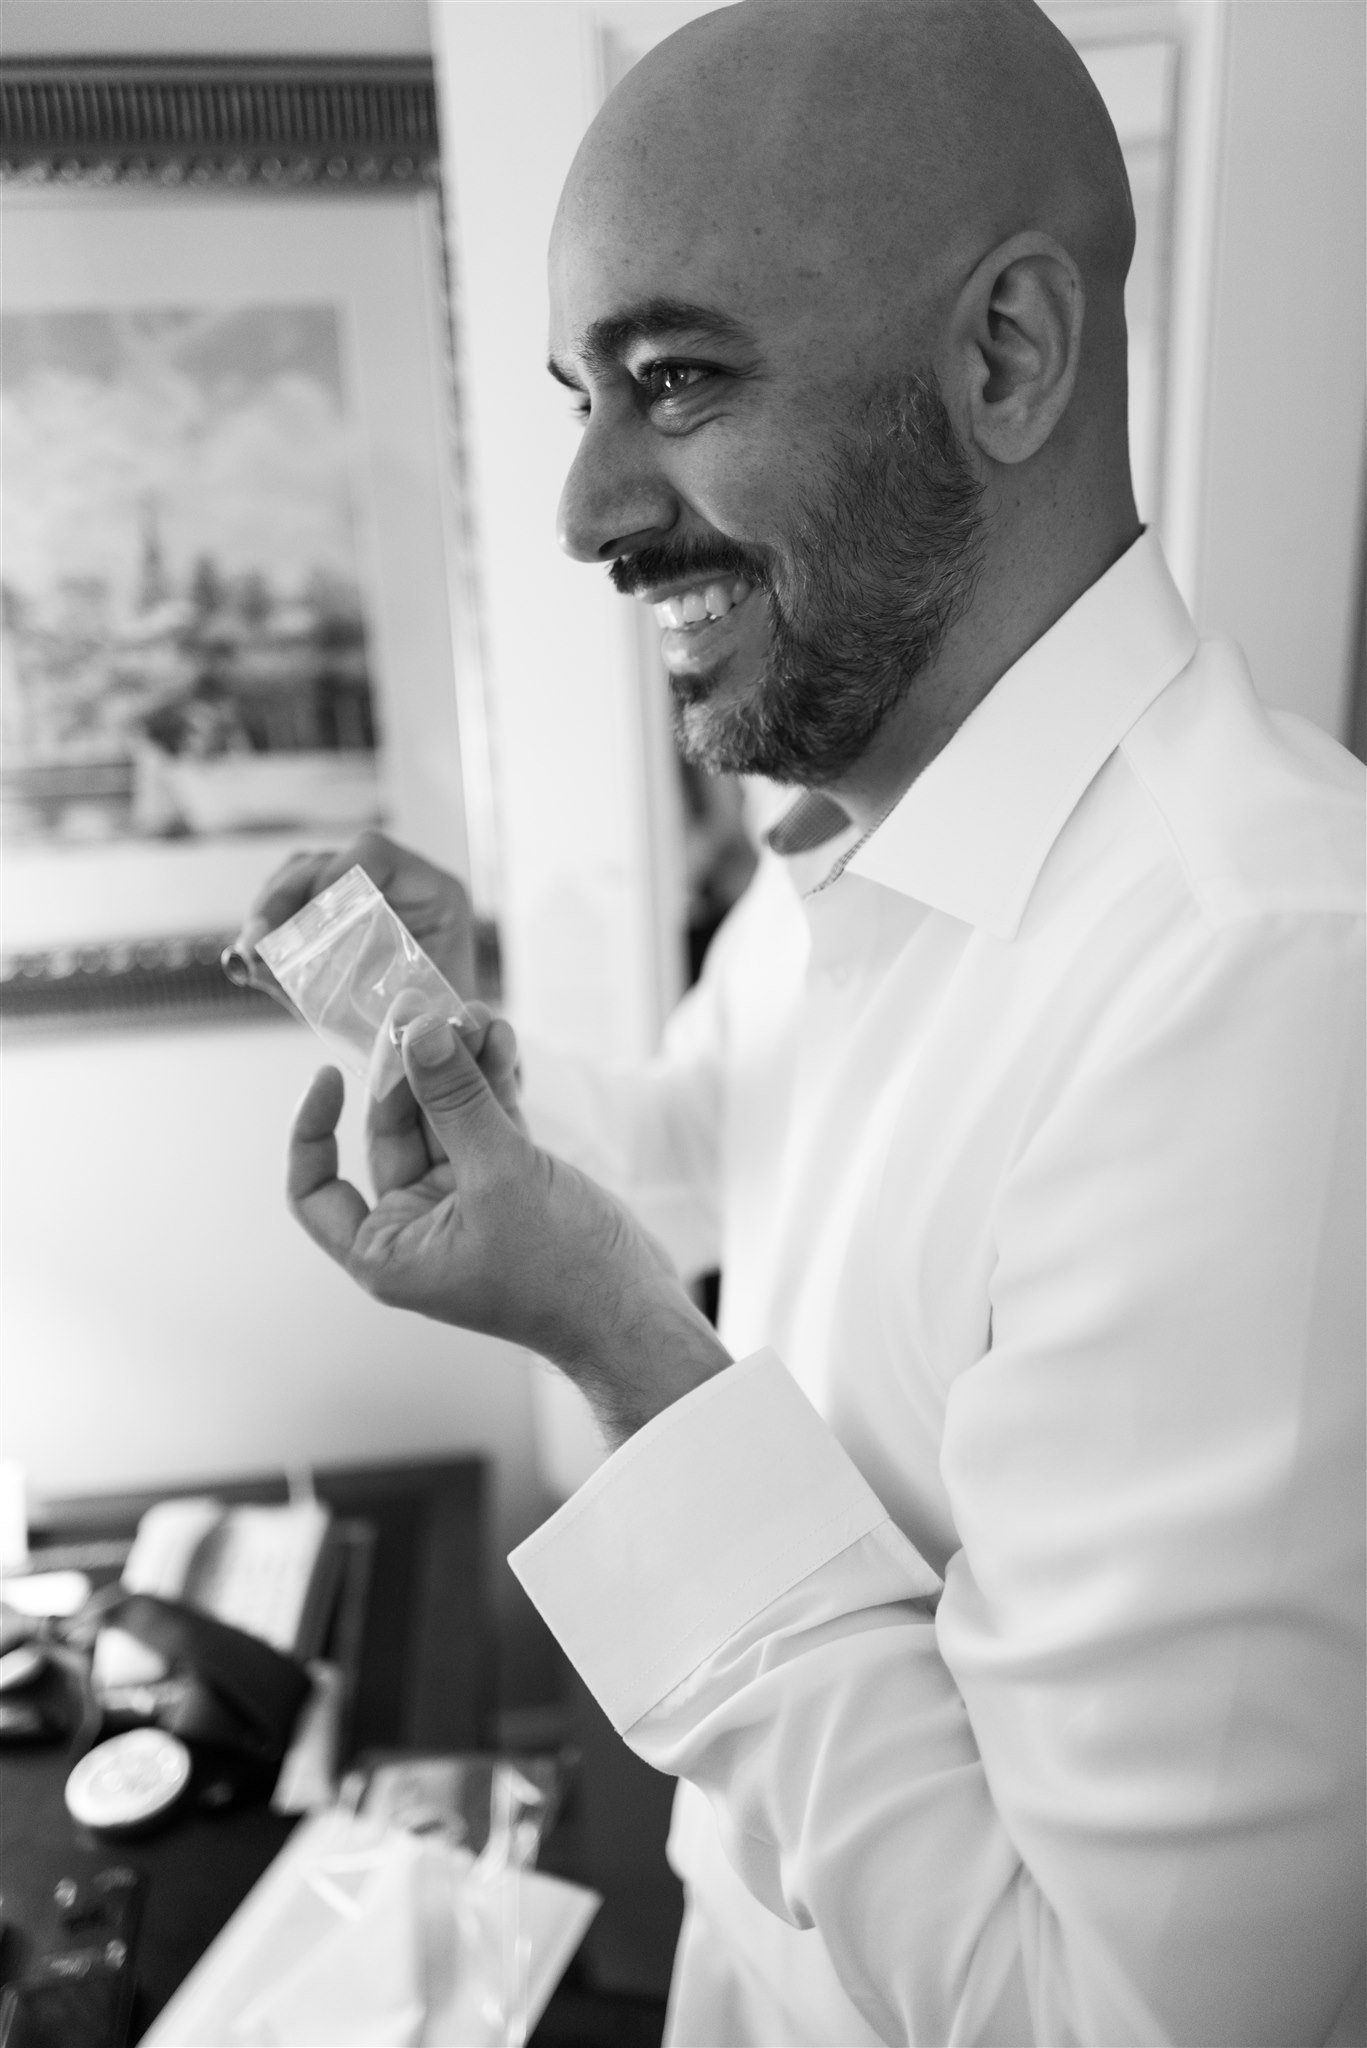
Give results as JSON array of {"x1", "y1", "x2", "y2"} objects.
[
  {"x1": 845, "y1": 530, "x2": 1200, "y2": 938},
  {"x1": 765, "y1": 789, "x2": 852, "y2": 857}
]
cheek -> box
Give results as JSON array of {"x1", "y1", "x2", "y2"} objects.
[
  {"x1": 676, "y1": 455, "x2": 776, "y2": 541},
  {"x1": 671, "y1": 417, "x2": 824, "y2": 550}
]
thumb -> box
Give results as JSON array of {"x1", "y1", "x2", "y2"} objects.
[{"x1": 400, "y1": 1015, "x2": 516, "y2": 1165}]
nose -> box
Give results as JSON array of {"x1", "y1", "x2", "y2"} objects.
[{"x1": 557, "y1": 415, "x2": 679, "y2": 564}]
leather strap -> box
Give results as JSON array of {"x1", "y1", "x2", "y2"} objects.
[{"x1": 101, "y1": 1593, "x2": 311, "y2": 1765}]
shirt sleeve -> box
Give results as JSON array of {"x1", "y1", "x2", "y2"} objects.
[{"x1": 511, "y1": 911, "x2": 1366, "y2": 2048}]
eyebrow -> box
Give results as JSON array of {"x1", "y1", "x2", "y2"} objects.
[{"x1": 547, "y1": 297, "x2": 758, "y2": 388}]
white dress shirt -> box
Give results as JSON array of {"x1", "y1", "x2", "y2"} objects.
[{"x1": 511, "y1": 533, "x2": 1366, "y2": 2047}]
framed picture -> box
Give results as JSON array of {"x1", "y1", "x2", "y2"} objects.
[{"x1": 0, "y1": 61, "x2": 495, "y2": 1027}]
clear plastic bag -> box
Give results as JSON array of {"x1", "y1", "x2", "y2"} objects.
[
  {"x1": 256, "y1": 866, "x2": 472, "y2": 1097},
  {"x1": 142, "y1": 1752, "x2": 599, "y2": 2048},
  {"x1": 360, "y1": 1754, "x2": 567, "y2": 2047}
]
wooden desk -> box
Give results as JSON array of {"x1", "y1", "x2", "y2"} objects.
[
  {"x1": 1, "y1": 1457, "x2": 668, "y2": 2044},
  {"x1": 0, "y1": 1726, "x2": 295, "y2": 2035},
  {"x1": 0, "y1": 1733, "x2": 667, "y2": 2047}
]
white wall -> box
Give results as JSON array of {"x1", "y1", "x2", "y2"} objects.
[
  {"x1": 0, "y1": 0, "x2": 431, "y2": 58},
  {"x1": 1196, "y1": 0, "x2": 1364, "y2": 741},
  {"x1": 2, "y1": 1015, "x2": 542, "y2": 1521}
]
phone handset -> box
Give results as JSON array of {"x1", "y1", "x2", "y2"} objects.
[
  {"x1": 94, "y1": 1499, "x2": 227, "y2": 1694},
  {"x1": 122, "y1": 1498, "x2": 227, "y2": 1600},
  {"x1": 94, "y1": 1507, "x2": 227, "y2": 1695},
  {"x1": 93, "y1": 1495, "x2": 333, "y2": 1696}
]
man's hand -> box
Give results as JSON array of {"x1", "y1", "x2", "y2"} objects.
[
  {"x1": 230, "y1": 830, "x2": 474, "y2": 1003},
  {"x1": 287, "y1": 1010, "x2": 731, "y2": 1447}
]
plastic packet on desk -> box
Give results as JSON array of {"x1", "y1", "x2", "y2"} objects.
[
  {"x1": 141, "y1": 1759, "x2": 599, "y2": 2048},
  {"x1": 255, "y1": 866, "x2": 473, "y2": 1098},
  {"x1": 360, "y1": 1753, "x2": 565, "y2": 2045}
]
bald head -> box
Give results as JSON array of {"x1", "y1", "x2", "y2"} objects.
[{"x1": 556, "y1": 0, "x2": 1133, "y2": 399}]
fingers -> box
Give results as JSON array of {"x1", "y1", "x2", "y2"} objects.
[
  {"x1": 228, "y1": 833, "x2": 413, "y2": 989},
  {"x1": 368, "y1": 1000, "x2": 526, "y2": 1189},
  {"x1": 287, "y1": 1067, "x2": 372, "y2": 1263},
  {"x1": 246, "y1": 847, "x2": 337, "y2": 938},
  {"x1": 367, "y1": 1046, "x2": 448, "y2": 1190},
  {"x1": 347, "y1": 828, "x2": 447, "y2": 897},
  {"x1": 399, "y1": 1014, "x2": 519, "y2": 1172},
  {"x1": 379, "y1": 998, "x2": 520, "y2": 1107},
  {"x1": 344, "y1": 832, "x2": 472, "y2": 994},
  {"x1": 228, "y1": 831, "x2": 477, "y2": 1007},
  {"x1": 226, "y1": 850, "x2": 337, "y2": 993},
  {"x1": 425, "y1": 1002, "x2": 522, "y2": 1124},
  {"x1": 479, "y1": 1017, "x2": 526, "y2": 1130}
]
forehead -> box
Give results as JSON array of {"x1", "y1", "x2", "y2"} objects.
[
  {"x1": 553, "y1": 159, "x2": 768, "y2": 329},
  {"x1": 545, "y1": 38, "x2": 968, "y2": 385},
  {"x1": 547, "y1": 137, "x2": 864, "y2": 375}
]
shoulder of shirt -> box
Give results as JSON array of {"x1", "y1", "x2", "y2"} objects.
[{"x1": 1107, "y1": 637, "x2": 1365, "y2": 931}]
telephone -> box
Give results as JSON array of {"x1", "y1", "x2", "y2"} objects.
[{"x1": 93, "y1": 1495, "x2": 335, "y2": 1699}]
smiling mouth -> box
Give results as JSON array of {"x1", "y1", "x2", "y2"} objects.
[{"x1": 650, "y1": 576, "x2": 755, "y2": 629}]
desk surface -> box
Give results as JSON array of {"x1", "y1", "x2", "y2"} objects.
[
  {"x1": 3, "y1": 1467, "x2": 669, "y2": 2046},
  {"x1": 1, "y1": 1724, "x2": 296, "y2": 2037},
  {"x1": 0, "y1": 1724, "x2": 667, "y2": 2048}
]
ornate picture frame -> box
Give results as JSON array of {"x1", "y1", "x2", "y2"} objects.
[{"x1": 0, "y1": 60, "x2": 494, "y2": 1030}]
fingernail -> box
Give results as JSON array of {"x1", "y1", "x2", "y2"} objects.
[
  {"x1": 405, "y1": 1017, "x2": 456, "y2": 1066},
  {"x1": 221, "y1": 945, "x2": 252, "y2": 987},
  {"x1": 393, "y1": 1012, "x2": 469, "y2": 1050}
]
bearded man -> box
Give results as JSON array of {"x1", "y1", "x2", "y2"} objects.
[{"x1": 238, "y1": 2, "x2": 1366, "y2": 2040}]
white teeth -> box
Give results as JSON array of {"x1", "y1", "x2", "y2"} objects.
[{"x1": 652, "y1": 577, "x2": 754, "y2": 629}]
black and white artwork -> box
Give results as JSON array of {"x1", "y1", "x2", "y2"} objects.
[{"x1": 1, "y1": 303, "x2": 384, "y2": 851}]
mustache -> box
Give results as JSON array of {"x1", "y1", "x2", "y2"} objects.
[{"x1": 609, "y1": 536, "x2": 771, "y2": 599}]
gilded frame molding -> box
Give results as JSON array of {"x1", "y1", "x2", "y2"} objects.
[{"x1": 0, "y1": 58, "x2": 441, "y2": 189}]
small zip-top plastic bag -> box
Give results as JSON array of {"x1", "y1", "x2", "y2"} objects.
[{"x1": 255, "y1": 864, "x2": 473, "y2": 1097}]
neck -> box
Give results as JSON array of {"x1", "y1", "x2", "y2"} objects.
[{"x1": 824, "y1": 501, "x2": 1143, "y2": 833}]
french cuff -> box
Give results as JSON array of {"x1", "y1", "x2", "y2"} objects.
[{"x1": 510, "y1": 1348, "x2": 911, "y2": 1732}]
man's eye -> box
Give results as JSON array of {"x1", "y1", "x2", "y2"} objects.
[{"x1": 639, "y1": 362, "x2": 711, "y2": 404}]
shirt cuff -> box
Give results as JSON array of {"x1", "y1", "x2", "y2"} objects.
[{"x1": 509, "y1": 1349, "x2": 914, "y2": 1732}]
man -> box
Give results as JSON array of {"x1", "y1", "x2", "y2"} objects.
[{"x1": 238, "y1": 1, "x2": 1365, "y2": 2040}]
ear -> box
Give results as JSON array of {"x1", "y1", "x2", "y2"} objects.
[{"x1": 953, "y1": 232, "x2": 1085, "y2": 465}]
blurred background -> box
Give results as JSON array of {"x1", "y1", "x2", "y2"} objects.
[{"x1": 1, "y1": 0, "x2": 1364, "y2": 2015}]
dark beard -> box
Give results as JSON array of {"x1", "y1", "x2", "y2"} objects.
[{"x1": 612, "y1": 370, "x2": 984, "y2": 786}]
